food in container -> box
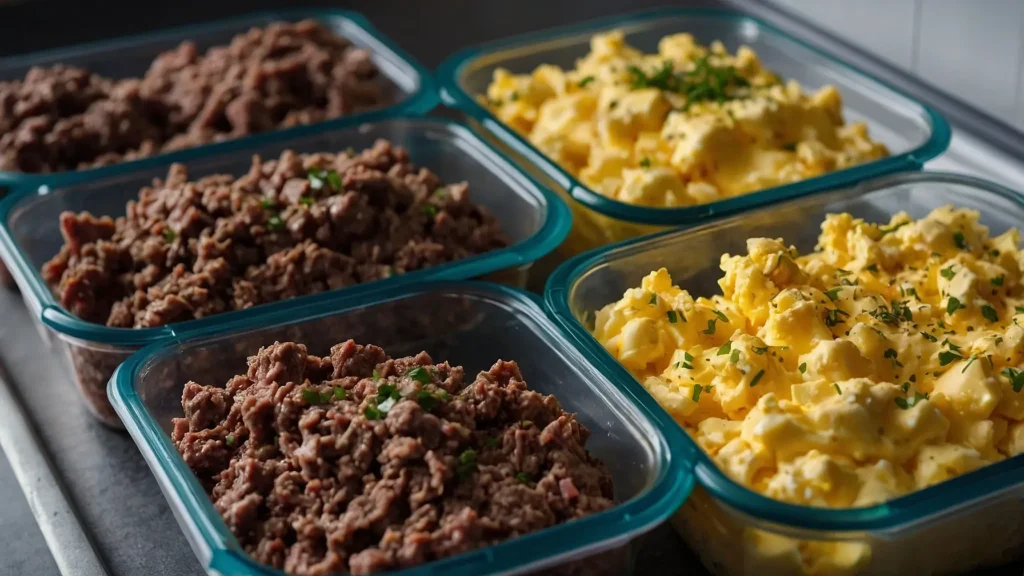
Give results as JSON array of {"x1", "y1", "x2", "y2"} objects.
[
  {"x1": 43, "y1": 140, "x2": 507, "y2": 328},
  {"x1": 173, "y1": 338, "x2": 615, "y2": 575},
  {"x1": 438, "y1": 9, "x2": 949, "y2": 259},
  {"x1": 545, "y1": 172, "x2": 1024, "y2": 575},
  {"x1": 109, "y1": 282, "x2": 693, "y2": 576},
  {"x1": 0, "y1": 20, "x2": 390, "y2": 174},
  {"x1": 483, "y1": 30, "x2": 887, "y2": 209}
]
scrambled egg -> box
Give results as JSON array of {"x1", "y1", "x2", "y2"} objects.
[
  {"x1": 483, "y1": 30, "x2": 888, "y2": 208},
  {"x1": 593, "y1": 206, "x2": 1024, "y2": 573}
]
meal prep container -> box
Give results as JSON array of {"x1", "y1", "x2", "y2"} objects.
[
  {"x1": 108, "y1": 280, "x2": 694, "y2": 576},
  {"x1": 0, "y1": 9, "x2": 437, "y2": 189},
  {"x1": 0, "y1": 117, "x2": 571, "y2": 428},
  {"x1": 544, "y1": 171, "x2": 1024, "y2": 575},
  {"x1": 437, "y1": 7, "x2": 951, "y2": 260}
]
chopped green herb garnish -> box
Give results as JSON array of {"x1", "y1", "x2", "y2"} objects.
[
  {"x1": 299, "y1": 197, "x2": 314, "y2": 206},
  {"x1": 953, "y1": 231, "x2": 968, "y2": 249},
  {"x1": 920, "y1": 331, "x2": 938, "y2": 342},
  {"x1": 824, "y1": 307, "x2": 849, "y2": 327},
  {"x1": 824, "y1": 287, "x2": 843, "y2": 302},
  {"x1": 833, "y1": 383, "x2": 842, "y2": 395},
  {"x1": 225, "y1": 434, "x2": 235, "y2": 445},
  {"x1": 377, "y1": 396, "x2": 397, "y2": 414},
  {"x1": 692, "y1": 385, "x2": 704, "y2": 402},
  {"x1": 301, "y1": 388, "x2": 325, "y2": 404},
  {"x1": 407, "y1": 367, "x2": 432, "y2": 385},
  {"x1": 649, "y1": 294, "x2": 658, "y2": 305},
  {"x1": 717, "y1": 341, "x2": 732, "y2": 356},
  {"x1": 364, "y1": 405, "x2": 383, "y2": 420},
  {"x1": 703, "y1": 319, "x2": 717, "y2": 335},
  {"x1": 667, "y1": 310, "x2": 679, "y2": 324},
  {"x1": 267, "y1": 215, "x2": 285, "y2": 232},
  {"x1": 730, "y1": 349, "x2": 740, "y2": 364},
  {"x1": 712, "y1": 309, "x2": 729, "y2": 322},
  {"x1": 901, "y1": 382, "x2": 910, "y2": 393},
  {"x1": 938, "y1": 350, "x2": 963, "y2": 366},
  {"x1": 521, "y1": 420, "x2": 533, "y2": 428},
  {"x1": 895, "y1": 392, "x2": 929, "y2": 410},
  {"x1": 457, "y1": 449, "x2": 478, "y2": 479},
  {"x1": 261, "y1": 199, "x2": 276, "y2": 210},
  {"x1": 684, "y1": 352, "x2": 694, "y2": 363},
  {"x1": 962, "y1": 356, "x2": 979, "y2": 373},
  {"x1": 639, "y1": 157, "x2": 651, "y2": 168},
  {"x1": 798, "y1": 363, "x2": 807, "y2": 374},
  {"x1": 377, "y1": 383, "x2": 401, "y2": 404},
  {"x1": 515, "y1": 472, "x2": 534, "y2": 484},
  {"x1": 751, "y1": 346, "x2": 768, "y2": 355},
  {"x1": 946, "y1": 296, "x2": 963, "y2": 315},
  {"x1": 333, "y1": 387, "x2": 347, "y2": 400},
  {"x1": 1017, "y1": 306, "x2": 1024, "y2": 315},
  {"x1": 423, "y1": 204, "x2": 438, "y2": 217},
  {"x1": 484, "y1": 436, "x2": 501, "y2": 449},
  {"x1": 749, "y1": 369, "x2": 765, "y2": 387},
  {"x1": 992, "y1": 275, "x2": 1005, "y2": 287},
  {"x1": 162, "y1": 228, "x2": 177, "y2": 242},
  {"x1": 865, "y1": 264, "x2": 879, "y2": 273},
  {"x1": 879, "y1": 221, "x2": 909, "y2": 236},
  {"x1": 307, "y1": 168, "x2": 342, "y2": 191},
  {"x1": 372, "y1": 369, "x2": 381, "y2": 381},
  {"x1": 982, "y1": 304, "x2": 999, "y2": 323},
  {"x1": 417, "y1": 389, "x2": 443, "y2": 412},
  {"x1": 836, "y1": 268, "x2": 852, "y2": 277},
  {"x1": 940, "y1": 266, "x2": 956, "y2": 280},
  {"x1": 1002, "y1": 367, "x2": 1024, "y2": 393},
  {"x1": 578, "y1": 76, "x2": 596, "y2": 88}
]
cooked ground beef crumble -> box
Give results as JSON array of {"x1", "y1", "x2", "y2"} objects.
[
  {"x1": 0, "y1": 19, "x2": 389, "y2": 174},
  {"x1": 172, "y1": 340, "x2": 615, "y2": 575},
  {"x1": 41, "y1": 139, "x2": 508, "y2": 328}
]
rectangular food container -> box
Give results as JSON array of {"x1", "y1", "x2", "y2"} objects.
[
  {"x1": 544, "y1": 171, "x2": 1024, "y2": 576},
  {"x1": 0, "y1": 9, "x2": 437, "y2": 189},
  {"x1": 108, "y1": 280, "x2": 694, "y2": 576},
  {"x1": 437, "y1": 7, "x2": 951, "y2": 260},
  {"x1": 0, "y1": 117, "x2": 571, "y2": 428}
]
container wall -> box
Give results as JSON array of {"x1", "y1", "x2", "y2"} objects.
[{"x1": 674, "y1": 485, "x2": 1024, "y2": 576}]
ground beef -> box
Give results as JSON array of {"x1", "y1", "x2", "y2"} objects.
[
  {"x1": 0, "y1": 19, "x2": 390, "y2": 174},
  {"x1": 172, "y1": 340, "x2": 615, "y2": 575},
  {"x1": 42, "y1": 139, "x2": 508, "y2": 328}
]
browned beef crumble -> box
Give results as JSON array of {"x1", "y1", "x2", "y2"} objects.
[
  {"x1": 41, "y1": 139, "x2": 508, "y2": 328},
  {"x1": 172, "y1": 340, "x2": 615, "y2": 575},
  {"x1": 0, "y1": 19, "x2": 389, "y2": 174}
]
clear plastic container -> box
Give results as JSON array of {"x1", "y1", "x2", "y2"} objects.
[
  {"x1": 108, "y1": 280, "x2": 694, "y2": 576},
  {"x1": 544, "y1": 172, "x2": 1024, "y2": 575},
  {"x1": 0, "y1": 117, "x2": 571, "y2": 428},
  {"x1": 0, "y1": 9, "x2": 437, "y2": 189},
  {"x1": 437, "y1": 7, "x2": 951, "y2": 260}
]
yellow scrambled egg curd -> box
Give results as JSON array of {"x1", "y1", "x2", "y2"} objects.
[
  {"x1": 482, "y1": 30, "x2": 888, "y2": 208},
  {"x1": 593, "y1": 206, "x2": 1024, "y2": 571}
]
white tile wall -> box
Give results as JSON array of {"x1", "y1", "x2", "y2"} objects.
[{"x1": 766, "y1": 0, "x2": 1024, "y2": 131}]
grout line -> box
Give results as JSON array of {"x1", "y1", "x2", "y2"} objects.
[{"x1": 910, "y1": 0, "x2": 922, "y2": 72}]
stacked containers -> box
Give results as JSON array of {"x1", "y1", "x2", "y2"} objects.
[
  {"x1": 437, "y1": 7, "x2": 950, "y2": 258},
  {"x1": 545, "y1": 172, "x2": 1024, "y2": 575},
  {"x1": 0, "y1": 9, "x2": 439, "y2": 284},
  {"x1": 109, "y1": 281, "x2": 696, "y2": 576},
  {"x1": 0, "y1": 118, "x2": 572, "y2": 427}
]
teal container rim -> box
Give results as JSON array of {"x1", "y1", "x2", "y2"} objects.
[
  {"x1": 0, "y1": 8, "x2": 440, "y2": 188},
  {"x1": 0, "y1": 116, "x2": 573, "y2": 348},
  {"x1": 543, "y1": 171, "x2": 1024, "y2": 534},
  {"x1": 436, "y1": 6, "x2": 952, "y2": 227},
  {"x1": 108, "y1": 280, "x2": 696, "y2": 576}
]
